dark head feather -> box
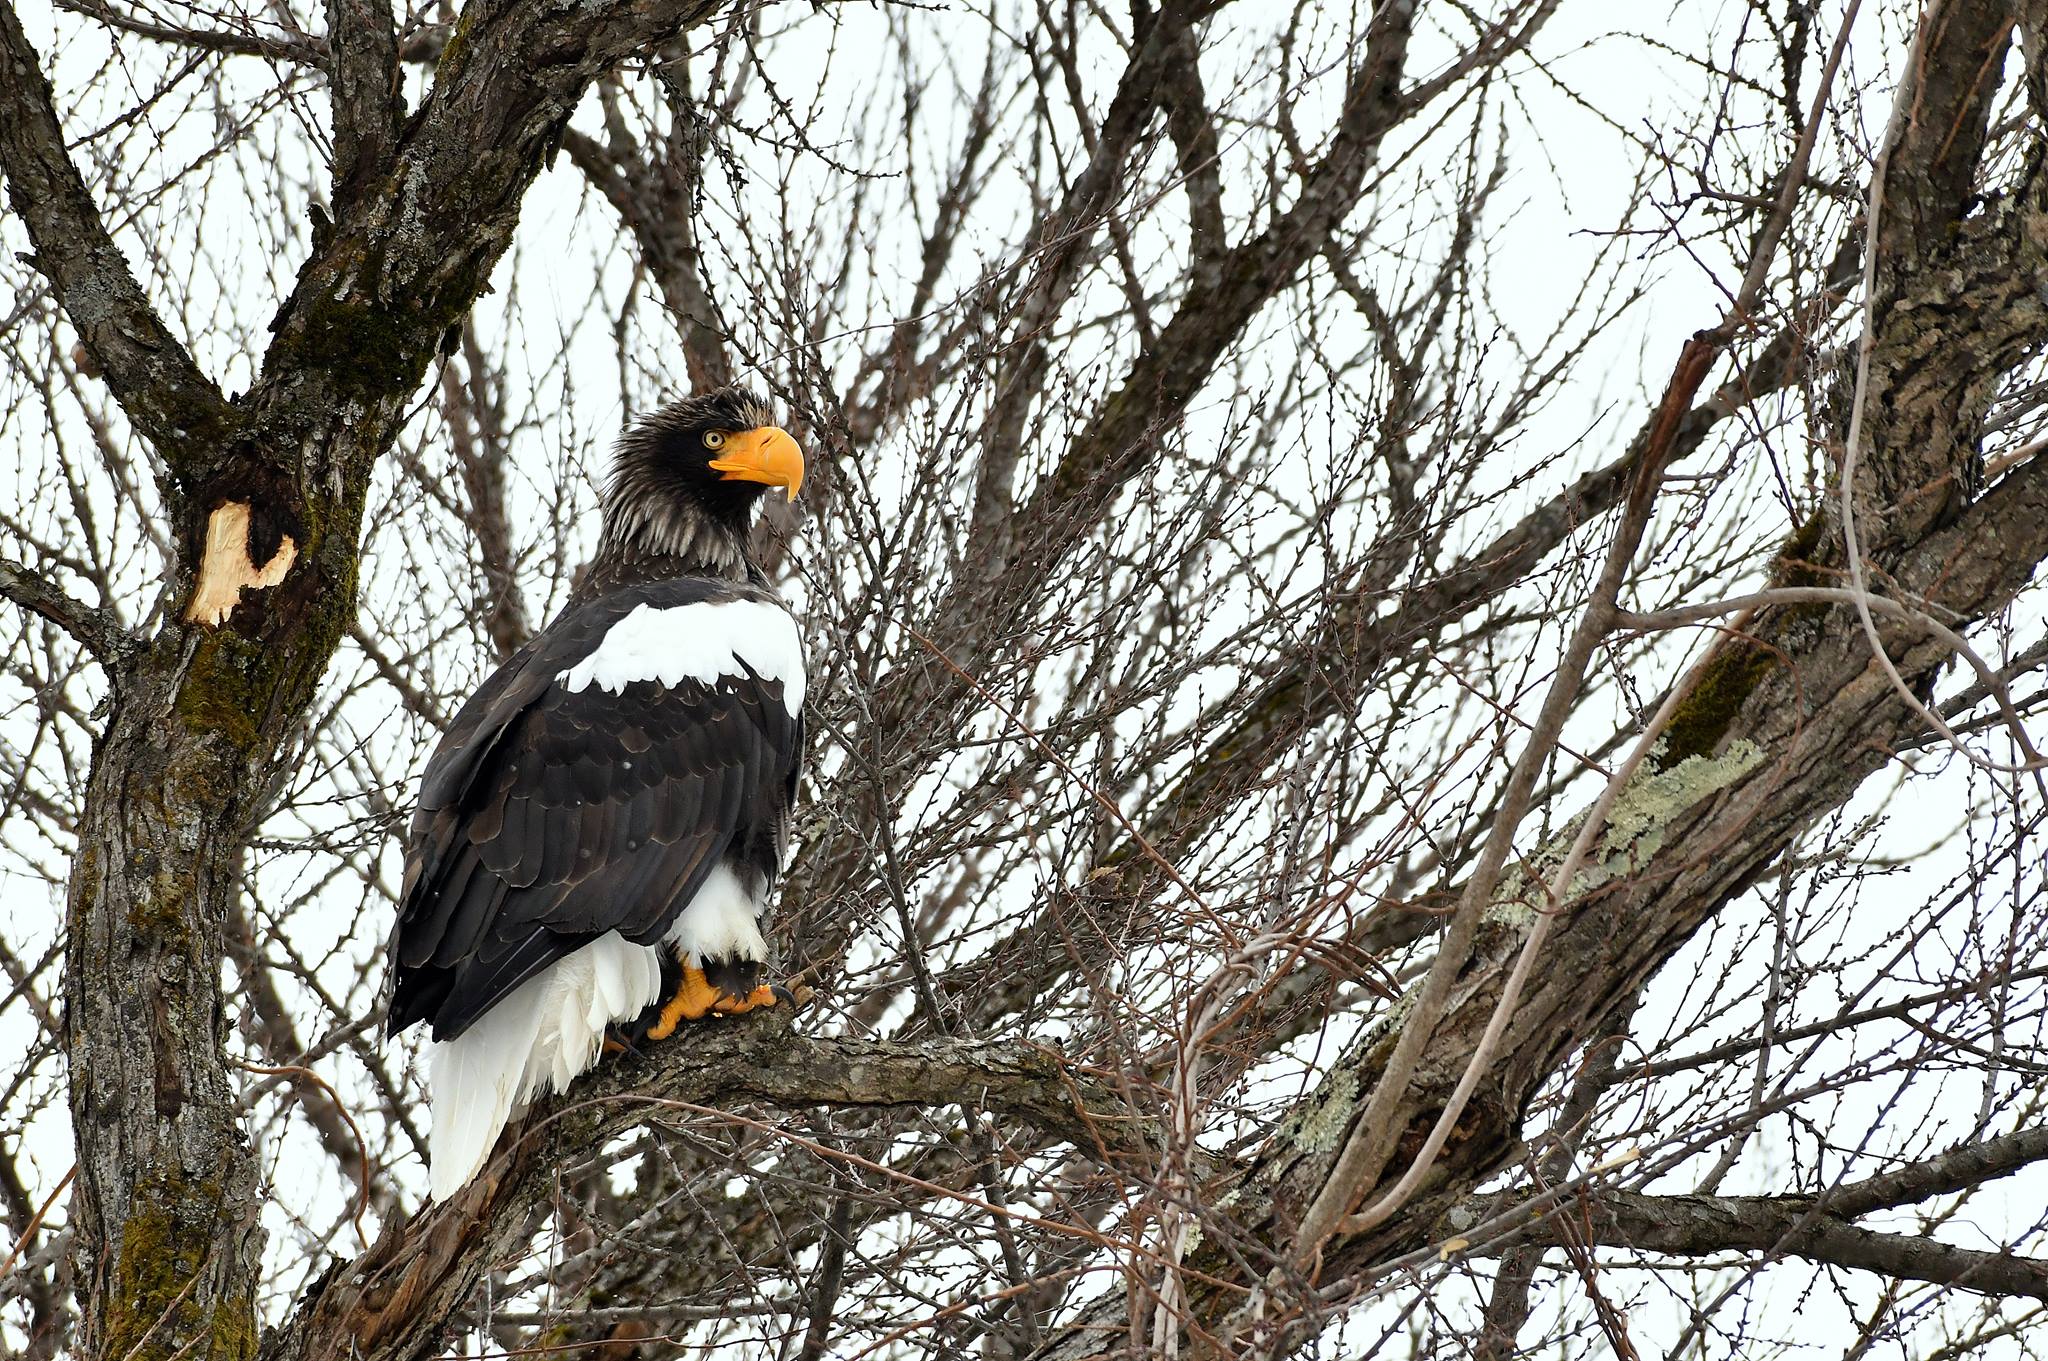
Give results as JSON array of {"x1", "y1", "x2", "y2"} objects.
[{"x1": 585, "y1": 387, "x2": 781, "y2": 593}]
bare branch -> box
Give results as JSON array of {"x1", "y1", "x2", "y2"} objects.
[
  {"x1": 0, "y1": 0, "x2": 231, "y2": 461},
  {"x1": 0, "y1": 555, "x2": 132, "y2": 663}
]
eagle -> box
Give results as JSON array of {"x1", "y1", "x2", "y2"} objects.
[{"x1": 385, "y1": 387, "x2": 807, "y2": 1200}]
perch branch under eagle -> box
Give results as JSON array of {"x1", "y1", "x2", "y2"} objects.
[{"x1": 385, "y1": 387, "x2": 807, "y2": 1199}]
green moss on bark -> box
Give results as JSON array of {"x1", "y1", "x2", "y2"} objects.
[
  {"x1": 174, "y1": 634, "x2": 267, "y2": 755},
  {"x1": 270, "y1": 248, "x2": 491, "y2": 404},
  {"x1": 277, "y1": 294, "x2": 431, "y2": 399},
  {"x1": 1658, "y1": 638, "x2": 1779, "y2": 768},
  {"x1": 1657, "y1": 513, "x2": 1836, "y2": 768},
  {"x1": 1779, "y1": 512, "x2": 1829, "y2": 586},
  {"x1": 106, "y1": 1174, "x2": 255, "y2": 1361}
]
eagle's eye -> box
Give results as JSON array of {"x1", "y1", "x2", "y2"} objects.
[{"x1": 703, "y1": 430, "x2": 728, "y2": 450}]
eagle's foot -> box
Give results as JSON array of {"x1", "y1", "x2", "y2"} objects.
[
  {"x1": 643, "y1": 961, "x2": 785, "y2": 1039},
  {"x1": 644, "y1": 964, "x2": 726, "y2": 1038},
  {"x1": 709, "y1": 983, "x2": 782, "y2": 1016}
]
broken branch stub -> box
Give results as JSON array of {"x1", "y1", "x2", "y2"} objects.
[{"x1": 185, "y1": 501, "x2": 298, "y2": 627}]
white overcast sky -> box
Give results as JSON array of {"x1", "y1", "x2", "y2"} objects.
[{"x1": 5, "y1": 0, "x2": 2047, "y2": 1354}]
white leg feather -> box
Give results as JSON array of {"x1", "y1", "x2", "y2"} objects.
[{"x1": 665, "y1": 863, "x2": 769, "y2": 964}]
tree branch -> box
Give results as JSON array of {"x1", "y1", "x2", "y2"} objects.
[
  {"x1": 50, "y1": 0, "x2": 317, "y2": 62},
  {"x1": 1586, "y1": 1189, "x2": 2048, "y2": 1302},
  {"x1": 0, "y1": 0, "x2": 232, "y2": 463},
  {"x1": 560, "y1": 113, "x2": 732, "y2": 389},
  {"x1": 262, "y1": 1020, "x2": 1153, "y2": 1361},
  {"x1": 1452, "y1": 1121, "x2": 2048, "y2": 1326},
  {"x1": 324, "y1": 0, "x2": 403, "y2": 214},
  {"x1": 0, "y1": 555, "x2": 133, "y2": 663}
]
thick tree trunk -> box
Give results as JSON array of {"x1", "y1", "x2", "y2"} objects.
[{"x1": 66, "y1": 614, "x2": 356, "y2": 1359}]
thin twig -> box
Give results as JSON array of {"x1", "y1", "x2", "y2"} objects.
[{"x1": 0, "y1": 1164, "x2": 74, "y2": 1283}]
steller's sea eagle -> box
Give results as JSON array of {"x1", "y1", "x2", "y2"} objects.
[{"x1": 385, "y1": 387, "x2": 807, "y2": 1200}]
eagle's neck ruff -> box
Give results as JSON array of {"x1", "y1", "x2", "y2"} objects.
[
  {"x1": 596, "y1": 495, "x2": 747, "y2": 574},
  {"x1": 585, "y1": 493, "x2": 751, "y2": 595}
]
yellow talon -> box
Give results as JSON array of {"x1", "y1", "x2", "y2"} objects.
[
  {"x1": 645, "y1": 964, "x2": 725, "y2": 1038},
  {"x1": 644, "y1": 965, "x2": 784, "y2": 1039},
  {"x1": 711, "y1": 983, "x2": 781, "y2": 1016}
]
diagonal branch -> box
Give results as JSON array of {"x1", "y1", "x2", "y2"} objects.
[
  {"x1": 0, "y1": 0, "x2": 232, "y2": 465},
  {"x1": 50, "y1": 0, "x2": 317, "y2": 62},
  {"x1": 998, "y1": 0, "x2": 1426, "y2": 568},
  {"x1": 261, "y1": 1020, "x2": 1154, "y2": 1361},
  {"x1": 966, "y1": 2, "x2": 1207, "y2": 546},
  {"x1": 0, "y1": 555, "x2": 135, "y2": 664}
]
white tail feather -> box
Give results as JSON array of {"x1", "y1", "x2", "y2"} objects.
[{"x1": 426, "y1": 932, "x2": 663, "y2": 1200}]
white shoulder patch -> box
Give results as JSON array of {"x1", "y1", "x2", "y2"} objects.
[{"x1": 558, "y1": 600, "x2": 806, "y2": 714}]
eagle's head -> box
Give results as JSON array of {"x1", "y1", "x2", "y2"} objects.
[{"x1": 595, "y1": 386, "x2": 805, "y2": 582}]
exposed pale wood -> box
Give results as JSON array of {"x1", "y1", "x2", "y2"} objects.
[{"x1": 184, "y1": 503, "x2": 297, "y2": 627}]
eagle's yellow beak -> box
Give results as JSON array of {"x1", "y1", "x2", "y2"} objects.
[{"x1": 709, "y1": 426, "x2": 804, "y2": 500}]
